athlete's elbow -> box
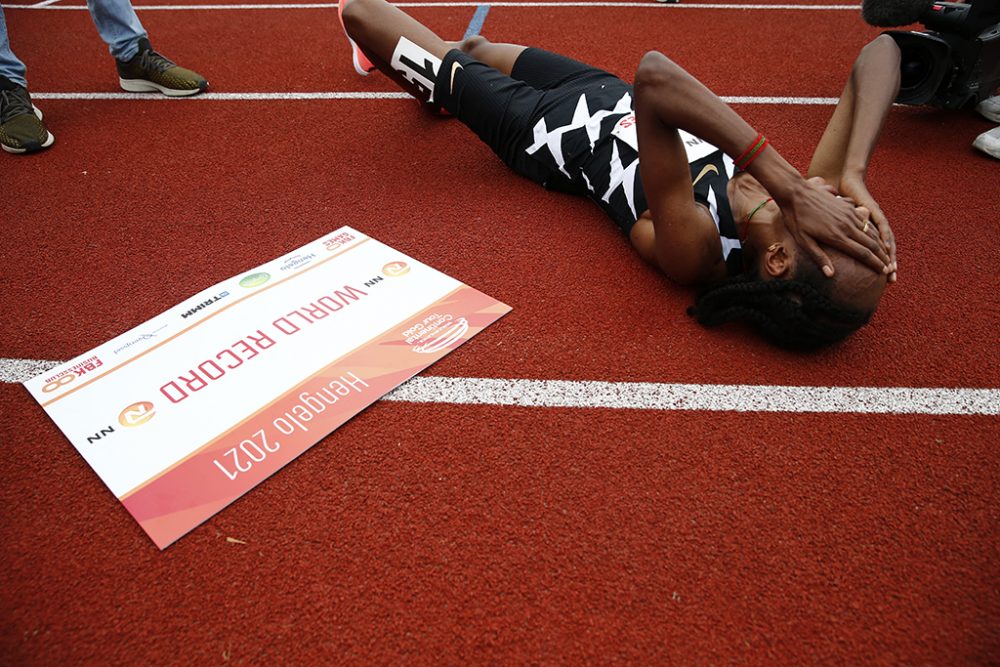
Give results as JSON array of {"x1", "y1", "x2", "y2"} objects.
[
  {"x1": 658, "y1": 258, "x2": 710, "y2": 287},
  {"x1": 853, "y1": 34, "x2": 901, "y2": 79},
  {"x1": 635, "y1": 51, "x2": 683, "y2": 91},
  {"x1": 862, "y1": 34, "x2": 901, "y2": 65}
]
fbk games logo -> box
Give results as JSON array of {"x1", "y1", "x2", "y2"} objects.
[
  {"x1": 41, "y1": 355, "x2": 103, "y2": 393},
  {"x1": 119, "y1": 401, "x2": 156, "y2": 427}
]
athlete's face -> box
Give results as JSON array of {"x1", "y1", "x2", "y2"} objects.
[{"x1": 728, "y1": 172, "x2": 886, "y2": 311}]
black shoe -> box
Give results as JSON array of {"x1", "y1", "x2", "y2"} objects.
[
  {"x1": 116, "y1": 38, "x2": 209, "y2": 97},
  {"x1": 0, "y1": 77, "x2": 54, "y2": 154}
]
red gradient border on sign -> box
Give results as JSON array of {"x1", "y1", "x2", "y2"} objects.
[{"x1": 121, "y1": 285, "x2": 510, "y2": 549}]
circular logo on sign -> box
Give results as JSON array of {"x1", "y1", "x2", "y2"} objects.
[
  {"x1": 239, "y1": 272, "x2": 271, "y2": 288},
  {"x1": 413, "y1": 317, "x2": 469, "y2": 354},
  {"x1": 382, "y1": 262, "x2": 410, "y2": 277},
  {"x1": 42, "y1": 372, "x2": 77, "y2": 393},
  {"x1": 119, "y1": 401, "x2": 156, "y2": 427}
]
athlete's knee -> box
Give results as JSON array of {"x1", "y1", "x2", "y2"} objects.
[
  {"x1": 458, "y1": 35, "x2": 491, "y2": 58},
  {"x1": 341, "y1": 0, "x2": 376, "y2": 34}
]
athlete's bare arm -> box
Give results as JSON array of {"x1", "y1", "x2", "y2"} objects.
[
  {"x1": 631, "y1": 51, "x2": 891, "y2": 279},
  {"x1": 808, "y1": 35, "x2": 901, "y2": 281},
  {"x1": 630, "y1": 67, "x2": 726, "y2": 285}
]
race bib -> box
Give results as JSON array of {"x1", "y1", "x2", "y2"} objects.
[{"x1": 391, "y1": 36, "x2": 442, "y2": 104}]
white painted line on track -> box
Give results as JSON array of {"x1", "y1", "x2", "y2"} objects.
[
  {"x1": 724, "y1": 96, "x2": 838, "y2": 105},
  {"x1": 2, "y1": 358, "x2": 63, "y2": 384},
  {"x1": 3, "y1": 358, "x2": 997, "y2": 415},
  {"x1": 388, "y1": 377, "x2": 1000, "y2": 415},
  {"x1": 30, "y1": 0, "x2": 64, "y2": 7},
  {"x1": 2, "y1": 2, "x2": 863, "y2": 9},
  {"x1": 31, "y1": 91, "x2": 839, "y2": 104},
  {"x1": 33, "y1": 91, "x2": 413, "y2": 100}
]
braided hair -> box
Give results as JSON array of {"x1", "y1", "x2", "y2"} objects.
[{"x1": 688, "y1": 261, "x2": 873, "y2": 350}]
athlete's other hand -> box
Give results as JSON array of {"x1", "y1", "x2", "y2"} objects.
[
  {"x1": 838, "y1": 174, "x2": 897, "y2": 282},
  {"x1": 781, "y1": 177, "x2": 891, "y2": 278}
]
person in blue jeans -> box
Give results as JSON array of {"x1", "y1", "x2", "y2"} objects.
[{"x1": 0, "y1": 0, "x2": 207, "y2": 154}]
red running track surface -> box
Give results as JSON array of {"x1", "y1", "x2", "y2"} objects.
[{"x1": 2, "y1": 1, "x2": 999, "y2": 664}]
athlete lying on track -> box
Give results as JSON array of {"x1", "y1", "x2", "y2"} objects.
[{"x1": 338, "y1": 0, "x2": 900, "y2": 349}]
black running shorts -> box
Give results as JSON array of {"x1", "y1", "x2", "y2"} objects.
[{"x1": 433, "y1": 47, "x2": 628, "y2": 191}]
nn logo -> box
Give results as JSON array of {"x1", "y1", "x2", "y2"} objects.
[
  {"x1": 87, "y1": 425, "x2": 115, "y2": 444},
  {"x1": 363, "y1": 275, "x2": 384, "y2": 288},
  {"x1": 119, "y1": 401, "x2": 156, "y2": 427},
  {"x1": 382, "y1": 262, "x2": 410, "y2": 277}
]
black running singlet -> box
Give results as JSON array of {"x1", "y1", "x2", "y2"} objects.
[
  {"x1": 432, "y1": 48, "x2": 745, "y2": 275},
  {"x1": 523, "y1": 88, "x2": 745, "y2": 275}
]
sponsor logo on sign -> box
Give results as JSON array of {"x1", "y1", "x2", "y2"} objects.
[
  {"x1": 323, "y1": 232, "x2": 356, "y2": 251},
  {"x1": 382, "y1": 262, "x2": 410, "y2": 277},
  {"x1": 181, "y1": 292, "x2": 229, "y2": 320},
  {"x1": 119, "y1": 401, "x2": 156, "y2": 427},
  {"x1": 42, "y1": 371, "x2": 77, "y2": 393},
  {"x1": 86, "y1": 425, "x2": 116, "y2": 444},
  {"x1": 402, "y1": 313, "x2": 469, "y2": 354},
  {"x1": 42, "y1": 355, "x2": 104, "y2": 393},
  {"x1": 279, "y1": 253, "x2": 317, "y2": 272},
  {"x1": 239, "y1": 272, "x2": 271, "y2": 288},
  {"x1": 112, "y1": 324, "x2": 170, "y2": 356},
  {"x1": 413, "y1": 317, "x2": 468, "y2": 353}
]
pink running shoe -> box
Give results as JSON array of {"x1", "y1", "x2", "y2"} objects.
[{"x1": 338, "y1": 0, "x2": 375, "y2": 76}]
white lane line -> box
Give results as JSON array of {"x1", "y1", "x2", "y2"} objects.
[
  {"x1": 388, "y1": 377, "x2": 1000, "y2": 415},
  {"x1": 4, "y1": 359, "x2": 997, "y2": 415},
  {"x1": 32, "y1": 91, "x2": 413, "y2": 100},
  {"x1": 2, "y1": 2, "x2": 864, "y2": 10},
  {"x1": 31, "y1": 92, "x2": 839, "y2": 104},
  {"x1": 724, "y1": 96, "x2": 838, "y2": 105},
  {"x1": 31, "y1": 0, "x2": 64, "y2": 7},
  {"x1": 2, "y1": 358, "x2": 62, "y2": 384}
]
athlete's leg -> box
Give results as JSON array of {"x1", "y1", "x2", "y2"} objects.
[
  {"x1": 343, "y1": 0, "x2": 564, "y2": 188},
  {"x1": 449, "y1": 36, "x2": 526, "y2": 76},
  {"x1": 450, "y1": 36, "x2": 611, "y2": 92},
  {"x1": 341, "y1": 0, "x2": 454, "y2": 102}
]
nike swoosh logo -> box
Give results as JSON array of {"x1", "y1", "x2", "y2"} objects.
[
  {"x1": 450, "y1": 62, "x2": 464, "y2": 94},
  {"x1": 692, "y1": 163, "x2": 719, "y2": 187}
]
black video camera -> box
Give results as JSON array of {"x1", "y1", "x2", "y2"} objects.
[{"x1": 885, "y1": 1, "x2": 1000, "y2": 108}]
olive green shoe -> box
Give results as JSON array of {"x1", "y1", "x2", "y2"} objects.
[
  {"x1": 0, "y1": 81, "x2": 54, "y2": 154},
  {"x1": 116, "y1": 38, "x2": 208, "y2": 97}
]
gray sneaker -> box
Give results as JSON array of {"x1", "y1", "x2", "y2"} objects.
[
  {"x1": 116, "y1": 38, "x2": 208, "y2": 97},
  {"x1": 0, "y1": 81, "x2": 54, "y2": 154},
  {"x1": 975, "y1": 95, "x2": 1000, "y2": 123},
  {"x1": 973, "y1": 126, "x2": 1000, "y2": 160}
]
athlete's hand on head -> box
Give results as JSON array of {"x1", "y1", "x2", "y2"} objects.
[
  {"x1": 838, "y1": 174, "x2": 897, "y2": 282},
  {"x1": 780, "y1": 177, "x2": 891, "y2": 278}
]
